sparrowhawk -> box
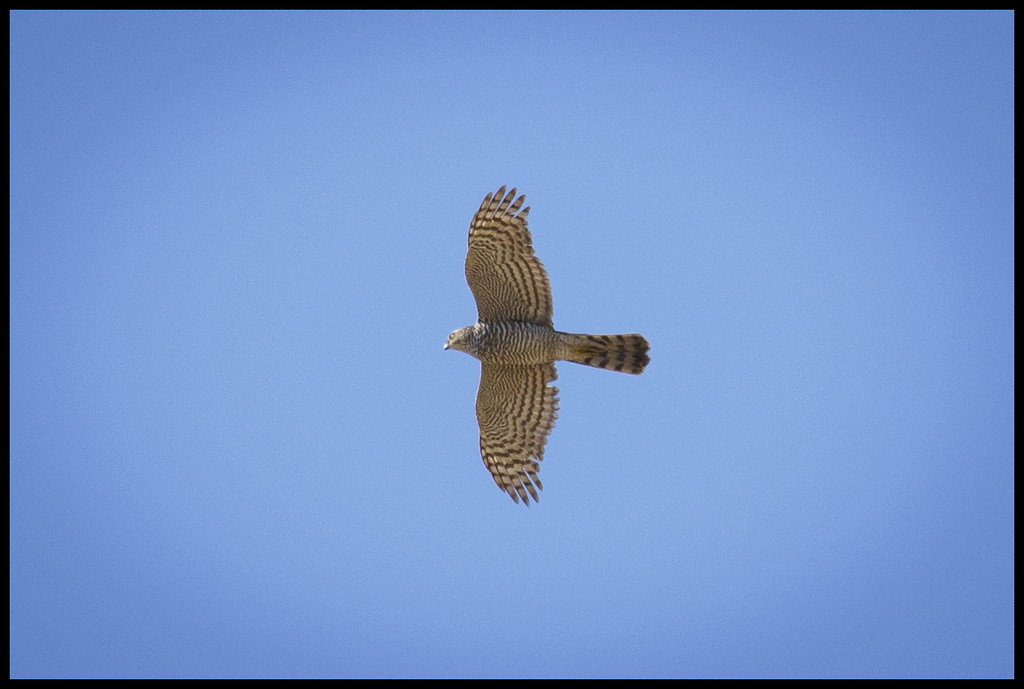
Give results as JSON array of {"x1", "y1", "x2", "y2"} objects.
[{"x1": 445, "y1": 186, "x2": 650, "y2": 504}]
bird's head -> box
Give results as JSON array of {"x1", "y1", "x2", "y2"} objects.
[{"x1": 444, "y1": 325, "x2": 476, "y2": 355}]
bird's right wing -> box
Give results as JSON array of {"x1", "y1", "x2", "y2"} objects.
[{"x1": 475, "y1": 362, "x2": 559, "y2": 504}]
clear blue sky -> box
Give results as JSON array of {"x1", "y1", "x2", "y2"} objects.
[{"x1": 10, "y1": 11, "x2": 1013, "y2": 679}]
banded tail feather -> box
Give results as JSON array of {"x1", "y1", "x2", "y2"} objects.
[{"x1": 565, "y1": 333, "x2": 650, "y2": 375}]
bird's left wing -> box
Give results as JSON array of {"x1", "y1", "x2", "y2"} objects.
[{"x1": 465, "y1": 186, "x2": 554, "y2": 327}]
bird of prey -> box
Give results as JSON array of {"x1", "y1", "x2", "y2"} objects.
[{"x1": 445, "y1": 186, "x2": 650, "y2": 504}]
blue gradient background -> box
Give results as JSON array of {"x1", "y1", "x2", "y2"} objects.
[{"x1": 10, "y1": 11, "x2": 1013, "y2": 678}]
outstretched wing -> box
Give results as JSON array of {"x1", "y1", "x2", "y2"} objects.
[
  {"x1": 465, "y1": 186, "x2": 554, "y2": 327},
  {"x1": 475, "y1": 362, "x2": 559, "y2": 504}
]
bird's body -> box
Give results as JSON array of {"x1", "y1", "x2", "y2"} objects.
[
  {"x1": 447, "y1": 321, "x2": 650, "y2": 373},
  {"x1": 446, "y1": 321, "x2": 567, "y2": 366},
  {"x1": 446, "y1": 186, "x2": 649, "y2": 504}
]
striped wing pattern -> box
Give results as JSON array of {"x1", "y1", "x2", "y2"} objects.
[
  {"x1": 475, "y1": 362, "x2": 559, "y2": 504},
  {"x1": 465, "y1": 186, "x2": 554, "y2": 327}
]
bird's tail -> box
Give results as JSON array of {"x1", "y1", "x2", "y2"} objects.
[{"x1": 564, "y1": 333, "x2": 650, "y2": 375}]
